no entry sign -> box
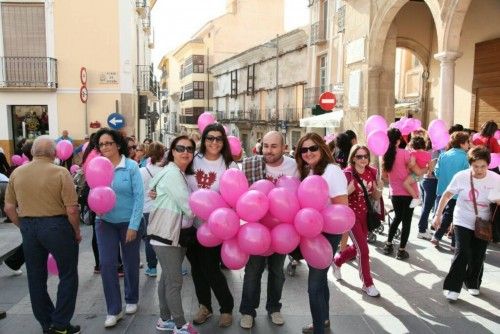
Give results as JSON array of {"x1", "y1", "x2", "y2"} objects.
[{"x1": 319, "y1": 91, "x2": 336, "y2": 111}]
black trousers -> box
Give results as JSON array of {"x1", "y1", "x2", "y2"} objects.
[
  {"x1": 388, "y1": 195, "x2": 414, "y2": 248},
  {"x1": 186, "y1": 237, "x2": 234, "y2": 314},
  {"x1": 4, "y1": 245, "x2": 24, "y2": 270},
  {"x1": 443, "y1": 225, "x2": 488, "y2": 293}
]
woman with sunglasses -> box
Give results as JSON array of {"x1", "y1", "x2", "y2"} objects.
[
  {"x1": 331, "y1": 144, "x2": 382, "y2": 297},
  {"x1": 148, "y1": 136, "x2": 198, "y2": 334},
  {"x1": 93, "y1": 128, "x2": 144, "y2": 328},
  {"x1": 186, "y1": 123, "x2": 237, "y2": 328},
  {"x1": 295, "y1": 133, "x2": 348, "y2": 334}
]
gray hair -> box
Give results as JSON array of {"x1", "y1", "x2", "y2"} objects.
[{"x1": 31, "y1": 135, "x2": 56, "y2": 158}]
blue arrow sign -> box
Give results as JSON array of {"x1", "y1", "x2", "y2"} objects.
[{"x1": 107, "y1": 113, "x2": 125, "y2": 130}]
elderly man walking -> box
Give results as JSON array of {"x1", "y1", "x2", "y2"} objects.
[{"x1": 4, "y1": 136, "x2": 81, "y2": 334}]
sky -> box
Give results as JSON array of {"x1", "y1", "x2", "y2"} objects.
[{"x1": 151, "y1": 0, "x2": 309, "y2": 68}]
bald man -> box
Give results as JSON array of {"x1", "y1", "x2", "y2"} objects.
[{"x1": 239, "y1": 131, "x2": 299, "y2": 329}]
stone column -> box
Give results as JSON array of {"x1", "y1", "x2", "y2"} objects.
[{"x1": 433, "y1": 51, "x2": 462, "y2": 126}]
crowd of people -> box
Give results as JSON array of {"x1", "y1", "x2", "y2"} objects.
[{"x1": 0, "y1": 120, "x2": 499, "y2": 334}]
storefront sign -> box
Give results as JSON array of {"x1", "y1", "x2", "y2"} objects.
[{"x1": 99, "y1": 72, "x2": 119, "y2": 84}]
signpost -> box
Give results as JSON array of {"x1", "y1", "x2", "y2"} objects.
[
  {"x1": 319, "y1": 91, "x2": 337, "y2": 112},
  {"x1": 80, "y1": 67, "x2": 88, "y2": 134},
  {"x1": 107, "y1": 113, "x2": 125, "y2": 130}
]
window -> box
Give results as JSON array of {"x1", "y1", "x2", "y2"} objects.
[
  {"x1": 247, "y1": 64, "x2": 255, "y2": 96},
  {"x1": 194, "y1": 81, "x2": 204, "y2": 99},
  {"x1": 181, "y1": 55, "x2": 204, "y2": 78},
  {"x1": 321, "y1": 0, "x2": 328, "y2": 39},
  {"x1": 230, "y1": 70, "x2": 238, "y2": 97},
  {"x1": 319, "y1": 55, "x2": 327, "y2": 92}
]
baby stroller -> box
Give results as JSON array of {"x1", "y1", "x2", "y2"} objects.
[{"x1": 367, "y1": 208, "x2": 401, "y2": 243}]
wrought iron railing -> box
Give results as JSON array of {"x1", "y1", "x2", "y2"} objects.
[
  {"x1": 137, "y1": 65, "x2": 158, "y2": 97},
  {"x1": 0, "y1": 57, "x2": 57, "y2": 88},
  {"x1": 304, "y1": 84, "x2": 344, "y2": 108},
  {"x1": 310, "y1": 21, "x2": 326, "y2": 45}
]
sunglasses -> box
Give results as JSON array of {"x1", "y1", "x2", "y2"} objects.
[
  {"x1": 355, "y1": 154, "x2": 369, "y2": 160},
  {"x1": 300, "y1": 145, "x2": 320, "y2": 154},
  {"x1": 174, "y1": 145, "x2": 195, "y2": 154},
  {"x1": 98, "y1": 141, "x2": 115, "y2": 148},
  {"x1": 128, "y1": 145, "x2": 137, "y2": 150},
  {"x1": 206, "y1": 135, "x2": 223, "y2": 143}
]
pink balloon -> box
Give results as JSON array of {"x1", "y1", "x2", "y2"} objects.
[
  {"x1": 83, "y1": 149, "x2": 100, "y2": 174},
  {"x1": 259, "y1": 245, "x2": 275, "y2": 257},
  {"x1": 367, "y1": 130, "x2": 389, "y2": 156},
  {"x1": 70, "y1": 164, "x2": 80, "y2": 175},
  {"x1": 223, "y1": 125, "x2": 229, "y2": 134},
  {"x1": 300, "y1": 234, "x2": 333, "y2": 269},
  {"x1": 197, "y1": 223, "x2": 222, "y2": 247},
  {"x1": 221, "y1": 238, "x2": 249, "y2": 270},
  {"x1": 56, "y1": 140, "x2": 73, "y2": 161},
  {"x1": 249, "y1": 179, "x2": 275, "y2": 195},
  {"x1": 197, "y1": 112, "x2": 216, "y2": 133},
  {"x1": 430, "y1": 131, "x2": 450, "y2": 150},
  {"x1": 21, "y1": 154, "x2": 29, "y2": 163},
  {"x1": 86, "y1": 156, "x2": 114, "y2": 188},
  {"x1": 271, "y1": 223, "x2": 300, "y2": 254},
  {"x1": 236, "y1": 190, "x2": 269, "y2": 222},
  {"x1": 322, "y1": 204, "x2": 355, "y2": 234},
  {"x1": 208, "y1": 208, "x2": 240, "y2": 240},
  {"x1": 82, "y1": 142, "x2": 89, "y2": 152},
  {"x1": 21, "y1": 160, "x2": 30, "y2": 165},
  {"x1": 276, "y1": 175, "x2": 301, "y2": 194},
  {"x1": 227, "y1": 136, "x2": 242, "y2": 156},
  {"x1": 428, "y1": 119, "x2": 447, "y2": 134},
  {"x1": 219, "y1": 168, "x2": 249, "y2": 207},
  {"x1": 268, "y1": 187, "x2": 300, "y2": 224},
  {"x1": 189, "y1": 189, "x2": 229, "y2": 221},
  {"x1": 260, "y1": 212, "x2": 282, "y2": 229},
  {"x1": 11, "y1": 154, "x2": 23, "y2": 166},
  {"x1": 489, "y1": 153, "x2": 500, "y2": 169},
  {"x1": 47, "y1": 253, "x2": 59, "y2": 276},
  {"x1": 88, "y1": 186, "x2": 116, "y2": 215},
  {"x1": 364, "y1": 115, "x2": 388, "y2": 136},
  {"x1": 294, "y1": 208, "x2": 324, "y2": 238},
  {"x1": 401, "y1": 118, "x2": 415, "y2": 136},
  {"x1": 237, "y1": 222, "x2": 271, "y2": 255},
  {"x1": 297, "y1": 175, "x2": 329, "y2": 211},
  {"x1": 494, "y1": 130, "x2": 500, "y2": 140}
]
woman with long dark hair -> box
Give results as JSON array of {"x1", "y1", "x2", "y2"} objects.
[
  {"x1": 295, "y1": 133, "x2": 348, "y2": 334},
  {"x1": 473, "y1": 121, "x2": 499, "y2": 154},
  {"x1": 381, "y1": 128, "x2": 425, "y2": 260},
  {"x1": 186, "y1": 123, "x2": 236, "y2": 328}
]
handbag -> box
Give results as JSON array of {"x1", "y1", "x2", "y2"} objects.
[
  {"x1": 470, "y1": 172, "x2": 493, "y2": 241},
  {"x1": 353, "y1": 172, "x2": 382, "y2": 232}
]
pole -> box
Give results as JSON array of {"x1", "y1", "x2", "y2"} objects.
[{"x1": 275, "y1": 33, "x2": 279, "y2": 131}]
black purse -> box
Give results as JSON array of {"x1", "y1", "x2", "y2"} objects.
[{"x1": 353, "y1": 172, "x2": 382, "y2": 232}]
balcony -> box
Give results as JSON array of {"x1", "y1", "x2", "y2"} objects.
[
  {"x1": 135, "y1": 0, "x2": 146, "y2": 15},
  {"x1": 137, "y1": 65, "x2": 158, "y2": 97},
  {"x1": 0, "y1": 57, "x2": 57, "y2": 90},
  {"x1": 310, "y1": 21, "x2": 327, "y2": 45},
  {"x1": 304, "y1": 84, "x2": 344, "y2": 108},
  {"x1": 337, "y1": 5, "x2": 346, "y2": 33},
  {"x1": 216, "y1": 110, "x2": 266, "y2": 123},
  {"x1": 142, "y1": 7, "x2": 151, "y2": 33}
]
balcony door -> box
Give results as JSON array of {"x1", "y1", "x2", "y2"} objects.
[{"x1": 1, "y1": 3, "x2": 47, "y2": 86}]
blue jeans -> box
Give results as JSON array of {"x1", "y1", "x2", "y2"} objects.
[
  {"x1": 418, "y1": 178, "x2": 437, "y2": 233},
  {"x1": 308, "y1": 233, "x2": 341, "y2": 334},
  {"x1": 239, "y1": 253, "x2": 286, "y2": 317},
  {"x1": 20, "y1": 216, "x2": 79, "y2": 331},
  {"x1": 143, "y1": 213, "x2": 157, "y2": 269},
  {"x1": 96, "y1": 219, "x2": 141, "y2": 315}
]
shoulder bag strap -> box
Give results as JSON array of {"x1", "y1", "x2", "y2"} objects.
[
  {"x1": 145, "y1": 166, "x2": 153, "y2": 178},
  {"x1": 353, "y1": 171, "x2": 373, "y2": 210},
  {"x1": 470, "y1": 172, "x2": 479, "y2": 217}
]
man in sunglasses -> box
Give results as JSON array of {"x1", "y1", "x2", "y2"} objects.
[{"x1": 239, "y1": 131, "x2": 299, "y2": 329}]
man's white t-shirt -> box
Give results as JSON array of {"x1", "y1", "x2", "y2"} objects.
[
  {"x1": 309, "y1": 163, "x2": 348, "y2": 198},
  {"x1": 265, "y1": 156, "x2": 299, "y2": 183},
  {"x1": 187, "y1": 155, "x2": 238, "y2": 192},
  {"x1": 447, "y1": 169, "x2": 500, "y2": 230}
]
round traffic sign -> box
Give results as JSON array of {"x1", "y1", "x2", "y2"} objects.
[
  {"x1": 80, "y1": 67, "x2": 87, "y2": 85},
  {"x1": 107, "y1": 113, "x2": 125, "y2": 130},
  {"x1": 80, "y1": 86, "x2": 88, "y2": 103},
  {"x1": 319, "y1": 91, "x2": 336, "y2": 111}
]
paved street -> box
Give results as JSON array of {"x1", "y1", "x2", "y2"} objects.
[{"x1": 1, "y1": 206, "x2": 499, "y2": 334}]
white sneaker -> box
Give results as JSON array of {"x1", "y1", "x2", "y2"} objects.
[
  {"x1": 240, "y1": 314, "x2": 254, "y2": 329},
  {"x1": 445, "y1": 291, "x2": 459, "y2": 302},
  {"x1": 409, "y1": 198, "x2": 421, "y2": 208},
  {"x1": 362, "y1": 285, "x2": 380, "y2": 297},
  {"x1": 417, "y1": 231, "x2": 432, "y2": 240},
  {"x1": 467, "y1": 288, "x2": 480, "y2": 296},
  {"x1": 125, "y1": 303, "x2": 138, "y2": 314},
  {"x1": 331, "y1": 263, "x2": 342, "y2": 280},
  {"x1": 6, "y1": 267, "x2": 23, "y2": 276},
  {"x1": 104, "y1": 310, "x2": 124, "y2": 327}
]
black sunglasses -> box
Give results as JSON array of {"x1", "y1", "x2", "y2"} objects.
[
  {"x1": 355, "y1": 154, "x2": 369, "y2": 160},
  {"x1": 174, "y1": 145, "x2": 195, "y2": 153},
  {"x1": 300, "y1": 145, "x2": 320, "y2": 154},
  {"x1": 206, "y1": 135, "x2": 223, "y2": 143}
]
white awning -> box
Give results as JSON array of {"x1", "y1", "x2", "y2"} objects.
[{"x1": 300, "y1": 110, "x2": 343, "y2": 128}]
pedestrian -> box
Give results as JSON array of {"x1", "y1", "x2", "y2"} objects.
[
  {"x1": 126, "y1": 137, "x2": 137, "y2": 161},
  {"x1": 186, "y1": 123, "x2": 236, "y2": 328},
  {"x1": 382, "y1": 128, "x2": 426, "y2": 260},
  {"x1": 294, "y1": 132, "x2": 348, "y2": 334},
  {"x1": 472, "y1": 120, "x2": 499, "y2": 153},
  {"x1": 4, "y1": 136, "x2": 81, "y2": 334},
  {"x1": 94, "y1": 129, "x2": 144, "y2": 328},
  {"x1": 431, "y1": 131, "x2": 471, "y2": 248},
  {"x1": 147, "y1": 135, "x2": 198, "y2": 333},
  {"x1": 332, "y1": 144, "x2": 382, "y2": 297},
  {"x1": 0, "y1": 150, "x2": 9, "y2": 176},
  {"x1": 56, "y1": 130, "x2": 74, "y2": 144},
  {"x1": 402, "y1": 136, "x2": 432, "y2": 208},
  {"x1": 139, "y1": 142, "x2": 165, "y2": 277},
  {"x1": 239, "y1": 130, "x2": 299, "y2": 329},
  {"x1": 434, "y1": 147, "x2": 500, "y2": 301}
]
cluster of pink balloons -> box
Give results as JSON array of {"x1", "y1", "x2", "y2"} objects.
[
  {"x1": 11, "y1": 154, "x2": 29, "y2": 166},
  {"x1": 197, "y1": 111, "x2": 242, "y2": 156},
  {"x1": 392, "y1": 117, "x2": 422, "y2": 136},
  {"x1": 56, "y1": 140, "x2": 73, "y2": 161},
  {"x1": 86, "y1": 156, "x2": 116, "y2": 215},
  {"x1": 427, "y1": 119, "x2": 450, "y2": 150},
  {"x1": 365, "y1": 115, "x2": 389, "y2": 156},
  {"x1": 190, "y1": 170, "x2": 355, "y2": 270}
]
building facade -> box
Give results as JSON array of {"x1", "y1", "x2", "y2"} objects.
[{"x1": 0, "y1": 0, "x2": 158, "y2": 157}]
